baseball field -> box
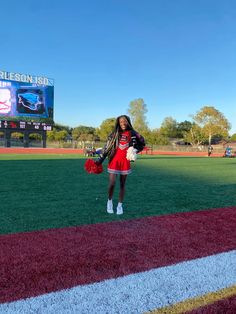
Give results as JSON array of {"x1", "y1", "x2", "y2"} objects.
[{"x1": 0, "y1": 152, "x2": 236, "y2": 313}]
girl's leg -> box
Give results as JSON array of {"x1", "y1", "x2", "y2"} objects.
[
  {"x1": 108, "y1": 173, "x2": 116, "y2": 200},
  {"x1": 107, "y1": 173, "x2": 116, "y2": 214},
  {"x1": 118, "y1": 174, "x2": 127, "y2": 203},
  {"x1": 116, "y1": 175, "x2": 127, "y2": 215}
]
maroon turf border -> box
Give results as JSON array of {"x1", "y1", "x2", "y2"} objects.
[{"x1": 0, "y1": 206, "x2": 236, "y2": 303}]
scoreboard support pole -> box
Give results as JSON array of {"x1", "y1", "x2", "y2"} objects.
[
  {"x1": 23, "y1": 130, "x2": 29, "y2": 148},
  {"x1": 42, "y1": 131, "x2": 46, "y2": 148},
  {"x1": 4, "y1": 129, "x2": 11, "y2": 147}
]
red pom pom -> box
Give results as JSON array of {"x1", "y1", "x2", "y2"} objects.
[{"x1": 84, "y1": 159, "x2": 103, "y2": 174}]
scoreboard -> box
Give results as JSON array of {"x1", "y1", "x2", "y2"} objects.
[
  {"x1": 0, "y1": 120, "x2": 52, "y2": 131},
  {"x1": 0, "y1": 70, "x2": 54, "y2": 125}
]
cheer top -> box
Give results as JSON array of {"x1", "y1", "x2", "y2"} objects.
[{"x1": 107, "y1": 130, "x2": 132, "y2": 175}]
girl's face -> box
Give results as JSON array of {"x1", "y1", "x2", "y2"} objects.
[{"x1": 119, "y1": 117, "x2": 128, "y2": 131}]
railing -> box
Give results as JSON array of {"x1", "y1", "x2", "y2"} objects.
[{"x1": 140, "y1": 146, "x2": 153, "y2": 154}]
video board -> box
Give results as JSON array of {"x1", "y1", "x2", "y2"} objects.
[{"x1": 0, "y1": 70, "x2": 54, "y2": 127}]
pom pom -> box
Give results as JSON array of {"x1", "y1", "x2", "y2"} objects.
[
  {"x1": 84, "y1": 159, "x2": 103, "y2": 174},
  {"x1": 126, "y1": 146, "x2": 137, "y2": 161}
]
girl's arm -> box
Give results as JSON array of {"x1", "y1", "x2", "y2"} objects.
[{"x1": 130, "y1": 131, "x2": 145, "y2": 153}]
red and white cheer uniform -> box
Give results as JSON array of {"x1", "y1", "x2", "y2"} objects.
[{"x1": 108, "y1": 130, "x2": 131, "y2": 175}]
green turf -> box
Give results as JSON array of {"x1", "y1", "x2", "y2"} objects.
[{"x1": 1, "y1": 154, "x2": 236, "y2": 235}]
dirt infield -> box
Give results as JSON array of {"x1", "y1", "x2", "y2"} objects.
[{"x1": 0, "y1": 147, "x2": 223, "y2": 157}]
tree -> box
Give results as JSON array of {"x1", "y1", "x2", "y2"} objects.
[
  {"x1": 53, "y1": 123, "x2": 72, "y2": 134},
  {"x1": 148, "y1": 128, "x2": 170, "y2": 145},
  {"x1": 128, "y1": 98, "x2": 149, "y2": 134},
  {"x1": 29, "y1": 133, "x2": 42, "y2": 140},
  {"x1": 47, "y1": 130, "x2": 56, "y2": 141},
  {"x1": 176, "y1": 120, "x2": 193, "y2": 138},
  {"x1": 54, "y1": 130, "x2": 68, "y2": 142},
  {"x1": 96, "y1": 118, "x2": 116, "y2": 141},
  {"x1": 72, "y1": 125, "x2": 96, "y2": 141},
  {"x1": 192, "y1": 106, "x2": 231, "y2": 145},
  {"x1": 11, "y1": 132, "x2": 23, "y2": 140},
  {"x1": 230, "y1": 133, "x2": 236, "y2": 141},
  {"x1": 183, "y1": 123, "x2": 206, "y2": 147},
  {"x1": 72, "y1": 126, "x2": 97, "y2": 148},
  {"x1": 160, "y1": 117, "x2": 178, "y2": 138}
]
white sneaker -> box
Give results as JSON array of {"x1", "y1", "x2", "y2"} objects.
[
  {"x1": 116, "y1": 205, "x2": 123, "y2": 215},
  {"x1": 107, "y1": 200, "x2": 114, "y2": 214}
]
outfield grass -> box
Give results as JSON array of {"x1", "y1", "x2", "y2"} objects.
[{"x1": 1, "y1": 154, "x2": 236, "y2": 235}]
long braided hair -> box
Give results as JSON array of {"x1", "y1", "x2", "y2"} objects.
[{"x1": 104, "y1": 115, "x2": 134, "y2": 160}]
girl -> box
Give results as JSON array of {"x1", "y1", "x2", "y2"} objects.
[{"x1": 97, "y1": 115, "x2": 145, "y2": 215}]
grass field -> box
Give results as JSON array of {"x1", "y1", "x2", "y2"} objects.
[
  {"x1": 1, "y1": 154, "x2": 236, "y2": 235},
  {"x1": 1, "y1": 153, "x2": 236, "y2": 313}
]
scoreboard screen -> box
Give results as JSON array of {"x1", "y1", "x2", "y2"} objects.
[
  {"x1": 0, "y1": 71, "x2": 54, "y2": 124},
  {"x1": 0, "y1": 120, "x2": 52, "y2": 131}
]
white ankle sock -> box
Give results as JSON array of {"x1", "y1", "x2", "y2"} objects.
[{"x1": 117, "y1": 202, "x2": 122, "y2": 207}]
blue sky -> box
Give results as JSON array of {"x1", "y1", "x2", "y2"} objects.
[{"x1": 1, "y1": 0, "x2": 236, "y2": 133}]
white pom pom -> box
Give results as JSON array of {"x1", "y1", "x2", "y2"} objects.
[{"x1": 126, "y1": 146, "x2": 137, "y2": 161}]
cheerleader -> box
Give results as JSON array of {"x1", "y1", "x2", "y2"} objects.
[{"x1": 97, "y1": 115, "x2": 145, "y2": 215}]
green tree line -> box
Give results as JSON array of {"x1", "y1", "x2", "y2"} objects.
[{"x1": 46, "y1": 98, "x2": 235, "y2": 147}]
